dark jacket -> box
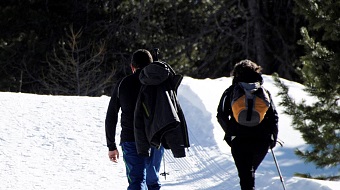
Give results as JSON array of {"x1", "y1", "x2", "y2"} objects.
[
  {"x1": 134, "y1": 61, "x2": 190, "y2": 158},
  {"x1": 105, "y1": 70, "x2": 142, "y2": 151},
  {"x1": 216, "y1": 75, "x2": 279, "y2": 147}
]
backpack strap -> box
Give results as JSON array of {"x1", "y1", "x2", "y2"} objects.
[
  {"x1": 220, "y1": 85, "x2": 234, "y2": 113},
  {"x1": 246, "y1": 99, "x2": 253, "y2": 121},
  {"x1": 116, "y1": 78, "x2": 125, "y2": 99}
]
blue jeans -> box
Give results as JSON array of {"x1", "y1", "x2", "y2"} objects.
[{"x1": 121, "y1": 142, "x2": 164, "y2": 190}]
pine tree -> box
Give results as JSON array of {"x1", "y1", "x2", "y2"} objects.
[{"x1": 274, "y1": 0, "x2": 340, "y2": 173}]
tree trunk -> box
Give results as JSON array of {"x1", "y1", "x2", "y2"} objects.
[{"x1": 248, "y1": 0, "x2": 268, "y2": 73}]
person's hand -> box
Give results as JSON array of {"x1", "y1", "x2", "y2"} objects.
[
  {"x1": 108, "y1": 150, "x2": 119, "y2": 163},
  {"x1": 270, "y1": 140, "x2": 276, "y2": 149},
  {"x1": 270, "y1": 134, "x2": 277, "y2": 149}
]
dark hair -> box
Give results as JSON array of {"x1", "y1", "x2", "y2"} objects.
[
  {"x1": 231, "y1": 59, "x2": 263, "y2": 84},
  {"x1": 131, "y1": 49, "x2": 153, "y2": 69}
]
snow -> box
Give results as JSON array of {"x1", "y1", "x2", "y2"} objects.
[{"x1": 1, "y1": 75, "x2": 339, "y2": 190}]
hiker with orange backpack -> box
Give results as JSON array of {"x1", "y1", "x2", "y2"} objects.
[{"x1": 216, "y1": 60, "x2": 279, "y2": 190}]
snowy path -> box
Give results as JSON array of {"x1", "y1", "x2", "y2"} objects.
[{"x1": 1, "y1": 76, "x2": 339, "y2": 190}]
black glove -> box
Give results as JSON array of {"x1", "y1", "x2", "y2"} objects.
[
  {"x1": 270, "y1": 134, "x2": 277, "y2": 149},
  {"x1": 224, "y1": 134, "x2": 232, "y2": 147},
  {"x1": 270, "y1": 140, "x2": 276, "y2": 149}
]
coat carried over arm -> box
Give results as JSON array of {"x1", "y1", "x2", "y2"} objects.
[{"x1": 134, "y1": 61, "x2": 190, "y2": 158}]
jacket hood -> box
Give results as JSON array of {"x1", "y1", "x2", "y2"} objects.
[
  {"x1": 239, "y1": 82, "x2": 261, "y2": 93},
  {"x1": 238, "y1": 82, "x2": 262, "y2": 99},
  {"x1": 139, "y1": 63, "x2": 170, "y2": 85}
]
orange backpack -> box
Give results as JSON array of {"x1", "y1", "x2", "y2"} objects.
[{"x1": 231, "y1": 82, "x2": 270, "y2": 127}]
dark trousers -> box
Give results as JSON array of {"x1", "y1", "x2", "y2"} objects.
[
  {"x1": 121, "y1": 142, "x2": 164, "y2": 190},
  {"x1": 231, "y1": 137, "x2": 269, "y2": 190}
]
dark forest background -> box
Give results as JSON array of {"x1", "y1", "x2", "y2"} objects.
[{"x1": 1, "y1": 0, "x2": 307, "y2": 96}]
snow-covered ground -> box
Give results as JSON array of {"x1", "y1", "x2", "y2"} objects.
[{"x1": 1, "y1": 75, "x2": 339, "y2": 190}]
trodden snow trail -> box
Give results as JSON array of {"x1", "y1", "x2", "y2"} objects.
[
  {"x1": 157, "y1": 81, "x2": 240, "y2": 190},
  {"x1": 1, "y1": 76, "x2": 339, "y2": 190}
]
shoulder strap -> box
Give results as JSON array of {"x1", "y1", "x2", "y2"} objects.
[
  {"x1": 116, "y1": 78, "x2": 124, "y2": 99},
  {"x1": 221, "y1": 85, "x2": 234, "y2": 112}
]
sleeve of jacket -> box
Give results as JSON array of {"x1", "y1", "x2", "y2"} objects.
[
  {"x1": 266, "y1": 90, "x2": 279, "y2": 148},
  {"x1": 216, "y1": 86, "x2": 233, "y2": 132},
  {"x1": 134, "y1": 86, "x2": 151, "y2": 157},
  {"x1": 216, "y1": 86, "x2": 233, "y2": 146},
  {"x1": 105, "y1": 82, "x2": 121, "y2": 151}
]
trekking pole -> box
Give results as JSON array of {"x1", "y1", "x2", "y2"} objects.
[
  {"x1": 160, "y1": 154, "x2": 169, "y2": 180},
  {"x1": 271, "y1": 148, "x2": 287, "y2": 190},
  {"x1": 152, "y1": 48, "x2": 176, "y2": 75},
  {"x1": 153, "y1": 48, "x2": 159, "y2": 61}
]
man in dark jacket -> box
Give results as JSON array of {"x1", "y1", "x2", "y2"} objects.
[
  {"x1": 105, "y1": 49, "x2": 164, "y2": 190},
  {"x1": 216, "y1": 60, "x2": 279, "y2": 190}
]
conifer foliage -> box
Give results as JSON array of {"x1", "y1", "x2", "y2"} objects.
[
  {"x1": 0, "y1": 1, "x2": 303, "y2": 95},
  {"x1": 275, "y1": 0, "x2": 340, "y2": 169}
]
